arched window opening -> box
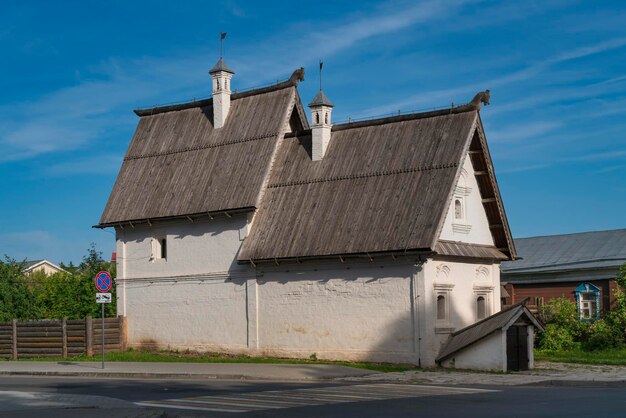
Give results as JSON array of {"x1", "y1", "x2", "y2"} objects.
[
  {"x1": 325, "y1": 112, "x2": 329, "y2": 124},
  {"x1": 477, "y1": 296, "x2": 486, "y2": 319},
  {"x1": 315, "y1": 112, "x2": 320, "y2": 124},
  {"x1": 454, "y1": 199, "x2": 463, "y2": 220},
  {"x1": 216, "y1": 79, "x2": 221, "y2": 90},
  {"x1": 225, "y1": 79, "x2": 228, "y2": 90},
  {"x1": 437, "y1": 295, "x2": 446, "y2": 320}
]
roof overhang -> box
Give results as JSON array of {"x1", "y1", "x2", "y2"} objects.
[
  {"x1": 237, "y1": 248, "x2": 435, "y2": 267},
  {"x1": 94, "y1": 207, "x2": 256, "y2": 229}
]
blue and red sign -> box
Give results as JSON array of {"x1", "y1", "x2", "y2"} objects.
[{"x1": 95, "y1": 271, "x2": 112, "y2": 292}]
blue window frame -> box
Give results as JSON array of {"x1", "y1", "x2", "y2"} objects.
[{"x1": 575, "y1": 282, "x2": 600, "y2": 321}]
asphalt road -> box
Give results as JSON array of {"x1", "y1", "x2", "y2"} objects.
[{"x1": 1, "y1": 375, "x2": 625, "y2": 417}]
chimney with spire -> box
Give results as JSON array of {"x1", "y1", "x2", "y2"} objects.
[
  {"x1": 209, "y1": 33, "x2": 233, "y2": 129},
  {"x1": 308, "y1": 61, "x2": 333, "y2": 160}
]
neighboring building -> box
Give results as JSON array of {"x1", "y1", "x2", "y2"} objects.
[
  {"x1": 502, "y1": 229, "x2": 626, "y2": 320},
  {"x1": 22, "y1": 259, "x2": 65, "y2": 276},
  {"x1": 97, "y1": 57, "x2": 525, "y2": 369}
]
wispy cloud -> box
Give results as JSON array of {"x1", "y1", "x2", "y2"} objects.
[
  {"x1": 489, "y1": 121, "x2": 562, "y2": 143},
  {"x1": 43, "y1": 154, "x2": 123, "y2": 177},
  {"x1": 0, "y1": 0, "x2": 479, "y2": 164}
]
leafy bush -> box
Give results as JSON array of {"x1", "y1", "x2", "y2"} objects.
[
  {"x1": 583, "y1": 319, "x2": 623, "y2": 351},
  {"x1": 538, "y1": 297, "x2": 583, "y2": 340},
  {"x1": 538, "y1": 323, "x2": 579, "y2": 351},
  {"x1": 0, "y1": 244, "x2": 116, "y2": 321}
]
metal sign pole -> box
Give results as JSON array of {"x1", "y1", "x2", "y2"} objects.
[{"x1": 101, "y1": 303, "x2": 105, "y2": 369}]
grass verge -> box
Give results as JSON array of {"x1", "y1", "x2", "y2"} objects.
[
  {"x1": 536, "y1": 349, "x2": 626, "y2": 366},
  {"x1": 1, "y1": 349, "x2": 417, "y2": 373}
]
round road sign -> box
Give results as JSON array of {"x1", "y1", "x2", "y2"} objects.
[{"x1": 95, "y1": 271, "x2": 112, "y2": 292}]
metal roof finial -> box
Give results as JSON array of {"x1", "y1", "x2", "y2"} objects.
[
  {"x1": 219, "y1": 32, "x2": 227, "y2": 59},
  {"x1": 319, "y1": 60, "x2": 323, "y2": 91}
]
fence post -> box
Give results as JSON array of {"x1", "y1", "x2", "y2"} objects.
[
  {"x1": 86, "y1": 316, "x2": 93, "y2": 357},
  {"x1": 118, "y1": 316, "x2": 127, "y2": 351},
  {"x1": 11, "y1": 319, "x2": 17, "y2": 360},
  {"x1": 62, "y1": 318, "x2": 68, "y2": 358}
]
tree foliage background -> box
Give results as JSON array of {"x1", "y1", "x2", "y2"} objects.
[
  {"x1": 537, "y1": 263, "x2": 626, "y2": 351},
  {"x1": 0, "y1": 245, "x2": 116, "y2": 322}
]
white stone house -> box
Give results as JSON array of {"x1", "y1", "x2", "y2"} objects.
[{"x1": 97, "y1": 58, "x2": 521, "y2": 368}]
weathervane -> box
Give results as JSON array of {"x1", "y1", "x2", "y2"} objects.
[
  {"x1": 319, "y1": 60, "x2": 323, "y2": 91},
  {"x1": 220, "y1": 32, "x2": 227, "y2": 58}
]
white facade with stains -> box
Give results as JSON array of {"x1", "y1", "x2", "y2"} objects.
[{"x1": 114, "y1": 162, "x2": 501, "y2": 367}]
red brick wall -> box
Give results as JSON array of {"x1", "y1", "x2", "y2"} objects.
[{"x1": 507, "y1": 280, "x2": 612, "y2": 314}]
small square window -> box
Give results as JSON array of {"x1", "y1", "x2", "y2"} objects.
[{"x1": 152, "y1": 237, "x2": 167, "y2": 261}]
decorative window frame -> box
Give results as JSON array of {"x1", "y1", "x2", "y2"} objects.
[
  {"x1": 473, "y1": 284, "x2": 494, "y2": 319},
  {"x1": 575, "y1": 282, "x2": 600, "y2": 321},
  {"x1": 473, "y1": 265, "x2": 493, "y2": 320},
  {"x1": 434, "y1": 282, "x2": 455, "y2": 334},
  {"x1": 452, "y1": 169, "x2": 472, "y2": 234}
]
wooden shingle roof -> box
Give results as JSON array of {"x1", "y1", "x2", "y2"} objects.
[
  {"x1": 99, "y1": 72, "x2": 515, "y2": 261},
  {"x1": 239, "y1": 110, "x2": 496, "y2": 261},
  {"x1": 99, "y1": 85, "x2": 296, "y2": 226}
]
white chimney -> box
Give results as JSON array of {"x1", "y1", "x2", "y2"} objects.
[
  {"x1": 308, "y1": 90, "x2": 334, "y2": 160},
  {"x1": 209, "y1": 58, "x2": 234, "y2": 129}
]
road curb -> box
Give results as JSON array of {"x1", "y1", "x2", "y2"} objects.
[
  {"x1": 524, "y1": 379, "x2": 626, "y2": 388},
  {"x1": 0, "y1": 370, "x2": 342, "y2": 382}
]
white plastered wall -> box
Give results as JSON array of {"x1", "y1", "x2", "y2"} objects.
[
  {"x1": 116, "y1": 217, "x2": 425, "y2": 363},
  {"x1": 254, "y1": 263, "x2": 421, "y2": 364},
  {"x1": 439, "y1": 154, "x2": 494, "y2": 246},
  {"x1": 115, "y1": 215, "x2": 254, "y2": 351},
  {"x1": 441, "y1": 331, "x2": 506, "y2": 371},
  {"x1": 420, "y1": 257, "x2": 501, "y2": 367}
]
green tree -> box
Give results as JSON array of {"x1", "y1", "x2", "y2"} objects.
[{"x1": 0, "y1": 258, "x2": 41, "y2": 321}]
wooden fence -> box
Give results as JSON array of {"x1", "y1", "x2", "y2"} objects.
[{"x1": 0, "y1": 317, "x2": 126, "y2": 359}]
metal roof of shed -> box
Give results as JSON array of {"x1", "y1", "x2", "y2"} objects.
[{"x1": 502, "y1": 229, "x2": 626, "y2": 274}]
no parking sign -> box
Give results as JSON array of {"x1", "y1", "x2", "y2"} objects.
[{"x1": 95, "y1": 271, "x2": 112, "y2": 292}]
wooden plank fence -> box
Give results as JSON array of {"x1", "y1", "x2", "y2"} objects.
[{"x1": 0, "y1": 317, "x2": 126, "y2": 359}]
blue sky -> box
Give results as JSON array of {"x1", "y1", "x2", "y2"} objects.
[{"x1": 1, "y1": 0, "x2": 625, "y2": 264}]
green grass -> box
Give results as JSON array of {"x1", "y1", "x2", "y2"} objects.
[
  {"x1": 1, "y1": 348, "x2": 417, "y2": 373},
  {"x1": 536, "y1": 349, "x2": 626, "y2": 366}
]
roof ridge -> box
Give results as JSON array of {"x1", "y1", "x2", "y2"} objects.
[
  {"x1": 331, "y1": 106, "x2": 478, "y2": 132},
  {"x1": 134, "y1": 68, "x2": 305, "y2": 117},
  {"x1": 515, "y1": 228, "x2": 626, "y2": 241}
]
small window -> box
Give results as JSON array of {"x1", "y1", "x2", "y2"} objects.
[
  {"x1": 315, "y1": 112, "x2": 320, "y2": 124},
  {"x1": 454, "y1": 199, "x2": 463, "y2": 220},
  {"x1": 152, "y1": 237, "x2": 167, "y2": 261},
  {"x1": 579, "y1": 292, "x2": 597, "y2": 320},
  {"x1": 575, "y1": 283, "x2": 600, "y2": 321},
  {"x1": 225, "y1": 79, "x2": 228, "y2": 90},
  {"x1": 325, "y1": 112, "x2": 329, "y2": 124},
  {"x1": 437, "y1": 295, "x2": 446, "y2": 320},
  {"x1": 216, "y1": 79, "x2": 221, "y2": 90},
  {"x1": 477, "y1": 296, "x2": 486, "y2": 319}
]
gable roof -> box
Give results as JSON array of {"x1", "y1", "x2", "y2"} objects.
[
  {"x1": 502, "y1": 229, "x2": 626, "y2": 274},
  {"x1": 98, "y1": 82, "x2": 299, "y2": 227},
  {"x1": 436, "y1": 300, "x2": 544, "y2": 363},
  {"x1": 22, "y1": 259, "x2": 64, "y2": 273},
  {"x1": 239, "y1": 108, "x2": 515, "y2": 262},
  {"x1": 239, "y1": 110, "x2": 477, "y2": 261},
  {"x1": 98, "y1": 68, "x2": 515, "y2": 262}
]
